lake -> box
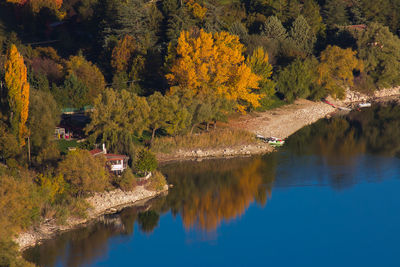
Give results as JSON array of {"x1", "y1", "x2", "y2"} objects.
[{"x1": 24, "y1": 104, "x2": 400, "y2": 267}]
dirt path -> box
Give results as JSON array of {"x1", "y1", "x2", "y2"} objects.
[{"x1": 229, "y1": 99, "x2": 335, "y2": 139}]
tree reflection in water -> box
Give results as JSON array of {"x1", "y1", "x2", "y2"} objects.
[
  {"x1": 24, "y1": 202, "x2": 163, "y2": 267},
  {"x1": 162, "y1": 156, "x2": 277, "y2": 231}
]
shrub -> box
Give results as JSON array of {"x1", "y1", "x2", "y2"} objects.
[
  {"x1": 134, "y1": 149, "x2": 157, "y2": 176},
  {"x1": 114, "y1": 167, "x2": 137, "y2": 191},
  {"x1": 145, "y1": 170, "x2": 167, "y2": 191},
  {"x1": 57, "y1": 149, "x2": 110, "y2": 196}
]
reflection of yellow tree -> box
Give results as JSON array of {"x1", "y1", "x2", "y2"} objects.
[
  {"x1": 313, "y1": 119, "x2": 366, "y2": 166},
  {"x1": 179, "y1": 158, "x2": 273, "y2": 230}
]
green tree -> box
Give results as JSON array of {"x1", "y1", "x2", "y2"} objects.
[
  {"x1": 85, "y1": 88, "x2": 150, "y2": 157},
  {"x1": 57, "y1": 149, "x2": 109, "y2": 196},
  {"x1": 65, "y1": 55, "x2": 106, "y2": 105},
  {"x1": 323, "y1": 0, "x2": 349, "y2": 28},
  {"x1": 61, "y1": 74, "x2": 89, "y2": 108},
  {"x1": 147, "y1": 92, "x2": 188, "y2": 143},
  {"x1": 134, "y1": 149, "x2": 157, "y2": 176},
  {"x1": 289, "y1": 15, "x2": 316, "y2": 56},
  {"x1": 262, "y1": 15, "x2": 288, "y2": 41},
  {"x1": 246, "y1": 47, "x2": 276, "y2": 109},
  {"x1": 103, "y1": 0, "x2": 162, "y2": 51},
  {"x1": 301, "y1": 0, "x2": 326, "y2": 36},
  {"x1": 28, "y1": 89, "x2": 60, "y2": 163},
  {"x1": 276, "y1": 58, "x2": 321, "y2": 102},
  {"x1": 356, "y1": 22, "x2": 400, "y2": 88}
]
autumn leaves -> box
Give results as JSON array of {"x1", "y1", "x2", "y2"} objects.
[
  {"x1": 4, "y1": 45, "x2": 29, "y2": 147},
  {"x1": 166, "y1": 29, "x2": 264, "y2": 113}
]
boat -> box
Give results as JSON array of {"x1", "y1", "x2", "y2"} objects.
[
  {"x1": 266, "y1": 137, "x2": 285, "y2": 147},
  {"x1": 358, "y1": 102, "x2": 371, "y2": 108},
  {"x1": 256, "y1": 135, "x2": 285, "y2": 146}
]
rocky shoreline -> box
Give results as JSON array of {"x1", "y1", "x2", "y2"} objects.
[{"x1": 16, "y1": 185, "x2": 168, "y2": 251}]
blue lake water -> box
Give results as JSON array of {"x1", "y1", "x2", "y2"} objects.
[{"x1": 25, "y1": 105, "x2": 400, "y2": 267}]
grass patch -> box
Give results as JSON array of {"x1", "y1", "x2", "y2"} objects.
[
  {"x1": 57, "y1": 139, "x2": 78, "y2": 154},
  {"x1": 151, "y1": 128, "x2": 257, "y2": 154}
]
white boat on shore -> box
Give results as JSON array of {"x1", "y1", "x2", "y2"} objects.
[{"x1": 358, "y1": 102, "x2": 371, "y2": 108}]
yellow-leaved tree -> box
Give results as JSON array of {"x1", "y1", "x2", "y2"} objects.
[
  {"x1": 317, "y1": 45, "x2": 364, "y2": 99},
  {"x1": 166, "y1": 29, "x2": 262, "y2": 112},
  {"x1": 4, "y1": 44, "x2": 30, "y2": 146}
]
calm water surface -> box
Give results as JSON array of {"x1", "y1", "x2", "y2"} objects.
[{"x1": 25, "y1": 104, "x2": 400, "y2": 266}]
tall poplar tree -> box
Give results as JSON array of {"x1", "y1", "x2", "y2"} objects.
[{"x1": 4, "y1": 44, "x2": 30, "y2": 146}]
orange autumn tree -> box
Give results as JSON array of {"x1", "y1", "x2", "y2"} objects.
[
  {"x1": 111, "y1": 35, "x2": 137, "y2": 73},
  {"x1": 166, "y1": 29, "x2": 262, "y2": 113},
  {"x1": 4, "y1": 44, "x2": 30, "y2": 146}
]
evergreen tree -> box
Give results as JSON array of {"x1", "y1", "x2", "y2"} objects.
[
  {"x1": 323, "y1": 0, "x2": 349, "y2": 28},
  {"x1": 356, "y1": 22, "x2": 400, "y2": 88},
  {"x1": 262, "y1": 16, "x2": 288, "y2": 41},
  {"x1": 289, "y1": 15, "x2": 316, "y2": 56}
]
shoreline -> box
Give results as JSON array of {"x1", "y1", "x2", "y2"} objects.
[
  {"x1": 16, "y1": 185, "x2": 168, "y2": 251},
  {"x1": 16, "y1": 89, "x2": 400, "y2": 252},
  {"x1": 157, "y1": 89, "x2": 400, "y2": 164}
]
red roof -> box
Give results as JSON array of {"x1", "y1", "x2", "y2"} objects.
[{"x1": 89, "y1": 149, "x2": 103, "y2": 156}]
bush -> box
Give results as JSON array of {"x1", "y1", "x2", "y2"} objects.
[
  {"x1": 145, "y1": 170, "x2": 167, "y2": 191},
  {"x1": 134, "y1": 149, "x2": 157, "y2": 176},
  {"x1": 57, "y1": 149, "x2": 110, "y2": 196},
  {"x1": 151, "y1": 128, "x2": 257, "y2": 154},
  {"x1": 114, "y1": 167, "x2": 137, "y2": 191}
]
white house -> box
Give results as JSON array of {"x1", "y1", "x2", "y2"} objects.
[{"x1": 90, "y1": 144, "x2": 129, "y2": 175}]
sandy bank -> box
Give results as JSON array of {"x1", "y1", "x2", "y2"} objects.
[
  {"x1": 16, "y1": 185, "x2": 168, "y2": 251},
  {"x1": 157, "y1": 88, "x2": 400, "y2": 163}
]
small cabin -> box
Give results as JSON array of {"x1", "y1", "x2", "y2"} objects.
[{"x1": 90, "y1": 144, "x2": 129, "y2": 175}]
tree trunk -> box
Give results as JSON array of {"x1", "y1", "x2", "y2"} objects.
[
  {"x1": 150, "y1": 128, "x2": 156, "y2": 146},
  {"x1": 27, "y1": 136, "x2": 31, "y2": 166},
  {"x1": 190, "y1": 124, "x2": 197, "y2": 134}
]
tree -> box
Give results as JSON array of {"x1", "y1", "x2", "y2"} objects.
[
  {"x1": 102, "y1": 0, "x2": 162, "y2": 50},
  {"x1": 28, "y1": 89, "x2": 60, "y2": 164},
  {"x1": 134, "y1": 149, "x2": 157, "y2": 176},
  {"x1": 147, "y1": 92, "x2": 173, "y2": 143},
  {"x1": 317, "y1": 45, "x2": 363, "y2": 99},
  {"x1": 166, "y1": 29, "x2": 262, "y2": 112},
  {"x1": 356, "y1": 22, "x2": 400, "y2": 88},
  {"x1": 276, "y1": 58, "x2": 321, "y2": 102},
  {"x1": 323, "y1": 0, "x2": 349, "y2": 28},
  {"x1": 65, "y1": 55, "x2": 106, "y2": 105},
  {"x1": 85, "y1": 88, "x2": 150, "y2": 156},
  {"x1": 262, "y1": 16, "x2": 288, "y2": 41},
  {"x1": 57, "y1": 149, "x2": 109, "y2": 196},
  {"x1": 289, "y1": 15, "x2": 316, "y2": 56},
  {"x1": 60, "y1": 74, "x2": 89, "y2": 108},
  {"x1": 301, "y1": 0, "x2": 326, "y2": 36},
  {"x1": 246, "y1": 47, "x2": 276, "y2": 109},
  {"x1": 4, "y1": 44, "x2": 30, "y2": 146},
  {"x1": 111, "y1": 35, "x2": 137, "y2": 73}
]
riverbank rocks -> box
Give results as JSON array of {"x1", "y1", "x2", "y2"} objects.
[{"x1": 15, "y1": 185, "x2": 168, "y2": 251}]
